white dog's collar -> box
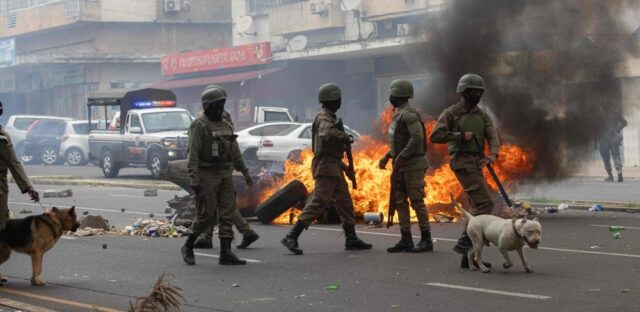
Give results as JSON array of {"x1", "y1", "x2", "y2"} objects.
[{"x1": 512, "y1": 219, "x2": 524, "y2": 240}]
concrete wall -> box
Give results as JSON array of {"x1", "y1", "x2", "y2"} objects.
[
  {"x1": 269, "y1": 0, "x2": 344, "y2": 36},
  {"x1": 363, "y1": 0, "x2": 446, "y2": 18},
  {"x1": 155, "y1": 0, "x2": 231, "y2": 23}
]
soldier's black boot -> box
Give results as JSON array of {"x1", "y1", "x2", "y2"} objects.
[
  {"x1": 194, "y1": 232, "x2": 214, "y2": 249},
  {"x1": 618, "y1": 173, "x2": 623, "y2": 183},
  {"x1": 343, "y1": 225, "x2": 373, "y2": 250},
  {"x1": 181, "y1": 234, "x2": 197, "y2": 265},
  {"x1": 281, "y1": 221, "x2": 305, "y2": 255},
  {"x1": 387, "y1": 230, "x2": 414, "y2": 253},
  {"x1": 452, "y1": 229, "x2": 472, "y2": 255},
  {"x1": 219, "y1": 238, "x2": 247, "y2": 265},
  {"x1": 412, "y1": 230, "x2": 434, "y2": 253},
  {"x1": 237, "y1": 229, "x2": 260, "y2": 249},
  {"x1": 605, "y1": 172, "x2": 614, "y2": 182}
]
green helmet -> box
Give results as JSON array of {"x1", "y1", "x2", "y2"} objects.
[
  {"x1": 317, "y1": 83, "x2": 341, "y2": 102},
  {"x1": 201, "y1": 85, "x2": 226, "y2": 110},
  {"x1": 456, "y1": 74, "x2": 485, "y2": 93},
  {"x1": 389, "y1": 79, "x2": 414, "y2": 98}
]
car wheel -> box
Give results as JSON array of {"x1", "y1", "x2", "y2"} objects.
[
  {"x1": 101, "y1": 150, "x2": 120, "y2": 178},
  {"x1": 20, "y1": 151, "x2": 34, "y2": 164},
  {"x1": 243, "y1": 148, "x2": 260, "y2": 170},
  {"x1": 254, "y1": 180, "x2": 308, "y2": 224},
  {"x1": 41, "y1": 146, "x2": 59, "y2": 165},
  {"x1": 149, "y1": 152, "x2": 165, "y2": 179},
  {"x1": 65, "y1": 148, "x2": 85, "y2": 166}
]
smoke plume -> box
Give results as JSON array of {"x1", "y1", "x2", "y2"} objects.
[{"x1": 408, "y1": 0, "x2": 640, "y2": 180}]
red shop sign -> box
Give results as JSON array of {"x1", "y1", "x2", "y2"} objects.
[{"x1": 161, "y1": 42, "x2": 272, "y2": 76}]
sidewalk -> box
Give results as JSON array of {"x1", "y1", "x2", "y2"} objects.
[{"x1": 574, "y1": 163, "x2": 640, "y2": 179}]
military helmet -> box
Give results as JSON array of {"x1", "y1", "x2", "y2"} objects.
[
  {"x1": 456, "y1": 74, "x2": 485, "y2": 93},
  {"x1": 317, "y1": 83, "x2": 341, "y2": 102},
  {"x1": 201, "y1": 85, "x2": 227, "y2": 110},
  {"x1": 389, "y1": 79, "x2": 414, "y2": 98}
]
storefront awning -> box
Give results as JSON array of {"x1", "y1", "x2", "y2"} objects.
[{"x1": 150, "y1": 67, "x2": 282, "y2": 90}]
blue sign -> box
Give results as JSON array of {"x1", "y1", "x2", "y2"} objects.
[{"x1": 0, "y1": 39, "x2": 15, "y2": 68}]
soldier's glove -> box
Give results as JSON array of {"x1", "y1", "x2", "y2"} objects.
[
  {"x1": 347, "y1": 135, "x2": 355, "y2": 144},
  {"x1": 190, "y1": 184, "x2": 201, "y2": 195},
  {"x1": 378, "y1": 155, "x2": 391, "y2": 170},
  {"x1": 27, "y1": 189, "x2": 40, "y2": 203},
  {"x1": 243, "y1": 174, "x2": 254, "y2": 189},
  {"x1": 480, "y1": 155, "x2": 497, "y2": 167}
]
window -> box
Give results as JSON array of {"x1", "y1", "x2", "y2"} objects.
[
  {"x1": 141, "y1": 112, "x2": 192, "y2": 133},
  {"x1": 31, "y1": 120, "x2": 65, "y2": 136},
  {"x1": 13, "y1": 118, "x2": 37, "y2": 130},
  {"x1": 264, "y1": 111, "x2": 291, "y2": 122},
  {"x1": 128, "y1": 114, "x2": 141, "y2": 132},
  {"x1": 249, "y1": 124, "x2": 297, "y2": 136},
  {"x1": 72, "y1": 123, "x2": 90, "y2": 135},
  {"x1": 299, "y1": 126, "x2": 311, "y2": 139}
]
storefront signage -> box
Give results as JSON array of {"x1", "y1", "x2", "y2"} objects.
[{"x1": 161, "y1": 42, "x2": 272, "y2": 76}]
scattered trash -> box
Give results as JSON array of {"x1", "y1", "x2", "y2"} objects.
[
  {"x1": 391, "y1": 305, "x2": 401, "y2": 309},
  {"x1": 324, "y1": 284, "x2": 339, "y2": 291},
  {"x1": 121, "y1": 208, "x2": 126, "y2": 213},
  {"x1": 73, "y1": 227, "x2": 107, "y2": 237},
  {"x1": 364, "y1": 212, "x2": 384, "y2": 225},
  {"x1": 545, "y1": 207, "x2": 559, "y2": 214},
  {"x1": 557, "y1": 203, "x2": 569, "y2": 211},
  {"x1": 164, "y1": 208, "x2": 173, "y2": 214},
  {"x1": 124, "y1": 226, "x2": 134, "y2": 233},
  {"x1": 232, "y1": 284, "x2": 239, "y2": 288},
  {"x1": 622, "y1": 288, "x2": 631, "y2": 293},
  {"x1": 589, "y1": 204, "x2": 604, "y2": 212},
  {"x1": 43, "y1": 189, "x2": 73, "y2": 198},
  {"x1": 609, "y1": 226, "x2": 625, "y2": 232},
  {"x1": 589, "y1": 246, "x2": 600, "y2": 249},
  {"x1": 144, "y1": 189, "x2": 158, "y2": 197},
  {"x1": 19, "y1": 209, "x2": 32, "y2": 214},
  {"x1": 82, "y1": 211, "x2": 89, "y2": 215},
  {"x1": 79, "y1": 215, "x2": 110, "y2": 231},
  {"x1": 613, "y1": 232, "x2": 621, "y2": 239},
  {"x1": 102, "y1": 244, "x2": 107, "y2": 249},
  {"x1": 294, "y1": 294, "x2": 306, "y2": 299},
  {"x1": 149, "y1": 213, "x2": 155, "y2": 218},
  {"x1": 433, "y1": 214, "x2": 453, "y2": 223},
  {"x1": 129, "y1": 273, "x2": 184, "y2": 312},
  {"x1": 58, "y1": 189, "x2": 73, "y2": 198},
  {"x1": 123, "y1": 218, "x2": 185, "y2": 237}
]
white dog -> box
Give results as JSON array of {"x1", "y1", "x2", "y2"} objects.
[{"x1": 459, "y1": 207, "x2": 542, "y2": 273}]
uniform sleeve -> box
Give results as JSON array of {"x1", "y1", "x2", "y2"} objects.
[
  {"x1": 232, "y1": 140, "x2": 249, "y2": 176},
  {"x1": 317, "y1": 116, "x2": 349, "y2": 143},
  {"x1": 482, "y1": 111, "x2": 500, "y2": 157},
  {"x1": 0, "y1": 134, "x2": 32, "y2": 193},
  {"x1": 187, "y1": 123, "x2": 202, "y2": 184},
  {"x1": 429, "y1": 109, "x2": 462, "y2": 144},
  {"x1": 397, "y1": 112, "x2": 424, "y2": 159}
]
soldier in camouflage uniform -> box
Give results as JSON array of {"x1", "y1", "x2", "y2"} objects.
[
  {"x1": 0, "y1": 102, "x2": 40, "y2": 230},
  {"x1": 430, "y1": 74, "x2": 500, "y2": 268},
  {"x1": 193, "y1": 110, "x2": 259, "y2": 250},
  {"x1": 281, "y1": 83, "x2": 372, "y2": 255},
  {"x1": 379, "y1": 79, "x2": 433, "y2": 253},
  {"x1": 181, "y1": 85, "x2": 253, "y2": 266}
]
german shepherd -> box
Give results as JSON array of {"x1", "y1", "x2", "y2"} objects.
[{"x1": 0, "y1": 206, "x2": 80, "y2": 286}]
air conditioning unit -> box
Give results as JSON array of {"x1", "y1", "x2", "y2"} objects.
[
  {"x1": 164, "y1": 0, "x2": 181, "y2": 12},
  {"x1": 397, "y1": 23, "x2": 413, "y2": 37},
  {"x1": 310, "y1": 1, "x2": 327, "y2": 15}
]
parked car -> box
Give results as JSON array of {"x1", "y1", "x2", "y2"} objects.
[
  {"x1": 257, "y1": 123, "x2": 361, "y2": 162},
  {"x1": 22, "y1": 119, "x2": 68, "y2": 165},
  {"x1": 60, "y1": 120, "x2": 94, "y2": 166},
  {"x1": 235, "y1": 122, "x2": 302, "y2": 168},
  {"x1": 5, "y1": 115, "x2": 72, "y2": 163}
]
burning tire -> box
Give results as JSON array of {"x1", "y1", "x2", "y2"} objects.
[{"x1": 255, "y1": 180, "x2": 308, "y2": 224}]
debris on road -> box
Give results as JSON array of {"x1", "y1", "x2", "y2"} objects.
[
  {"x1": 129, "y1": 273, "x2": 184, "y2": 312},
  {"x1": 144, "y1": 189, "x2": 158, "y2": 197},
  {"x1": 82, "y1": 211, "x2": 89, "y2": 215},
  {"x1": 232, "y1": 283, "x2": 239, "y2": 288},
  {"x1": 609, "y1": 226, "x2": 625, "y2": 231},
  {"x1": 324, "y1": 284, "x2": 339, "y2": 291},
  {"x1": 433, "y1": 213, "x2": 453, "y2": 223},
  {"x1": 622, "y1": 289, "x2": 631, "y2": 293},
  {"x1": 122, "y1": 218, "x2": 186, "y2": 238},
  {"x1": 43, "y1": 189, "x2": 73, "y2": 198},
  {"x1": 73, "y1": 227, "x2": 107, "y2": 237},
  {"x1": 589, "y1": 245, "x2": 600, "y2": 249},
  {"x1": 613, "y1": 232, "x2": 621, "y2": 239},
  {"x1": 255, "y1": 180, "x2": 307, "y2": 224},
  {"x1": 589, "y1": 203, "x2": 604, "y2": 212},
  {"x1": 79, "y1": 215, "x2": 111, "y2": 231},
  {"x1": 19, "y1": 209, "x2": 32, "y2": 214},
  {"x1": 121, "y1": 208, "x2": 126, "y2": 213},
  {"x1": 102, "y1": 244, "x2": 108, "y2": 249},
  {"x1": 364, "y1": 212, "x2": 384, "y2": 225}
]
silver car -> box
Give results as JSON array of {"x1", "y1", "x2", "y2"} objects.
[
  {"x1": 59, "y1": 120, "x2": 93, "y2": 166},
  {"x1": 4, "y1": 115, "x2": 72, "y2": 162}
]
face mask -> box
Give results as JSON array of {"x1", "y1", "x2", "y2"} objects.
[
  {"x1": 463, "y1": 92, "x2": 482, "y2": 106},
  {"x1": 205, "y1": 104, "x2": 224, "y2": 121},
  {"x1": 0, "y1": 102, "x2": 3, "y2": 117},
  {"x1": 323, "y1": 100, "x2": 341, "y2": 113},
  {"x1": 389, "y1": 96, "x2": 406, "y2": 108}
]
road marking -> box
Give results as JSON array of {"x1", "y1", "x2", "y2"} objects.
[
  {"x1": 109, "y1": 194, "x2": 145, "y2": 198},
  {"x1": 0, "y1": 297, "x2": 56, "y2": 312},
  {"x1": 590, "y1": 224, "x2": 640, "y2": 230},
  {"x1": 424, "y1": 282, "x2": 552, "y2": 300},
  {"x1": 9, "y1": 201, "x2": 167, "y2": 217},
  {"x1": 60, "y1": 236, "x2": 77, "y2": 240},
  {"x1": 0, "y1": 288, "x2": 122, "y2": 312},
  {"x1": 309, "y1": 226, "x2": 640, "y2": 258},
  {"x1": 195, "y1": 252, "x2": 262, "y2": 263}
]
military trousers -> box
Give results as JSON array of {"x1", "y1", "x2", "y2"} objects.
[
  {"x1": 453, "y1": 166, "x2": 494, "y2": 216},
  {"x1": 395, "y1": 169, "x2": 430, "y2": 232},
  {"x1": 0, "y1": 192, "x2": 8, "y2": 231},
  {"x1": 190, "y1": 168, "x2": 236, "y2": 239},
  {"x1": 297, "y1": 175, "x2": 356, "y2": 227},
  {"x1": 599, "y1": 142, "x2": 623, "y2": 173},
  {"x1": 195, "y1": 193, "x2": 252, "y2": 238}
]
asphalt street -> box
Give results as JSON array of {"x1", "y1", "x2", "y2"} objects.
[
  {"x1": 0, "y1": 184, "x2": 638, "y2": 311},
  {"x1": 23, "y1": 164, "x2": 154, "y2": 180}
]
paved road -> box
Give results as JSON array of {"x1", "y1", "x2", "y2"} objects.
[
  {"x1": 23, "y1": 164, "x2": 154, "y2": 180},
  {"x1": 0, "y1": 184, "x2": 639, "y2": 311},
  {"x1": 514, "y1": 178, "x2": 640, "y2": 203}
]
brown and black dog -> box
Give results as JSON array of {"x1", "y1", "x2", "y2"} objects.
[{"x1": 0, "y1": 206, "x2": 80, "y2": 286}]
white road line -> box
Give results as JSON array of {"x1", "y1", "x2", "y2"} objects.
[
  {"x1": 590, "y1": 224, "x2": 640, "y2": 230},
  {"x1": 309, "y1": 226, "x2": 640, "y2": 258},
  {"x1": 109, "y1": 194, "x2": 145, "y2": 198},
  {"x1": 195, "y1": 252, "x2": 262, "y2": 263},
  {"x1": 424, "y1": 282, "x2": 552, "y2": 300},
  {"x1": 60, "y1": 236, "x2": 77, "y2": 240},
  {"x1": 9, "y1": 201, "x2": 167, "y2": 217}
]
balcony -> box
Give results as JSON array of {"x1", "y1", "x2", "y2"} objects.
[
  {"x1": 362, "y1": 0, "x2": 447, "y2": 22},
  {"x1": 269, "y1": 0, "x2": 345, "y2": 36}
]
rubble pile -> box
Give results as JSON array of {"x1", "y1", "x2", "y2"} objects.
[{"x1": 122, "y1": 218, "x2": 187, "y2": 238}]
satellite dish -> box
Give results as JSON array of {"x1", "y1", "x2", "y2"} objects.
[
  {"x1": 288, "y1": 35, "x2": 308, "y2": 52},
  {"x1": 235, "y1": 15, "x2": 254, "y2": 34},
  {"x1": 340, "y1": 0, "x2": 361, "y2": 12}
]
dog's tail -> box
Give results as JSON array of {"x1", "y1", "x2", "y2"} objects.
[{"x1": 450, "y1": 192, "x2": 473, "y2": 220}]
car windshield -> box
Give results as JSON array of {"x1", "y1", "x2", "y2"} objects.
[
  {"x1": 72, "y1": 123, "x2": 91, "y2": 134},
  {"x1": 275, "y1": 124, "x2": 302, "y2": 136},
  {"x1": 141, "y1": 111, "x2": 192, "y2": 133}
]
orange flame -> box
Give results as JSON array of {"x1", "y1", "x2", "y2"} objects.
[{"x1": 260, "y1": 108, "x2": 536, "y2": 224}]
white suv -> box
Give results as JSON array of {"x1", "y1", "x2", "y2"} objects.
[
  {"x1": 60, "y1": 120, "x2": 93, "y2": 166},
  {"x1": 4, "y1": 115, "x2": 72, "y2": 162}
]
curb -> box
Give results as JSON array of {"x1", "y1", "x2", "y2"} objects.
[
  {"x1": 528, "y1": 202, "x2": 640, "y2": 213},
  {"x1": 10, "y1": 176, "x2": 181, "y2": 191},
  {"x1": 0, "y1": 297, "x2": 55, "y2": 312}
]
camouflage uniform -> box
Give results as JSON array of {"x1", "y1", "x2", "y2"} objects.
[
  {"x1": 598, "y1": 110, "x2": 627, "y2": 182},
  {"x1": 0, "y1": 129, "x2": 34, "y2": 230}
]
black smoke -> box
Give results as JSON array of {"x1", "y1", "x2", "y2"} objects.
[{"x1": 407, "y1": 0, "x2": 640, "y2": 180}]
